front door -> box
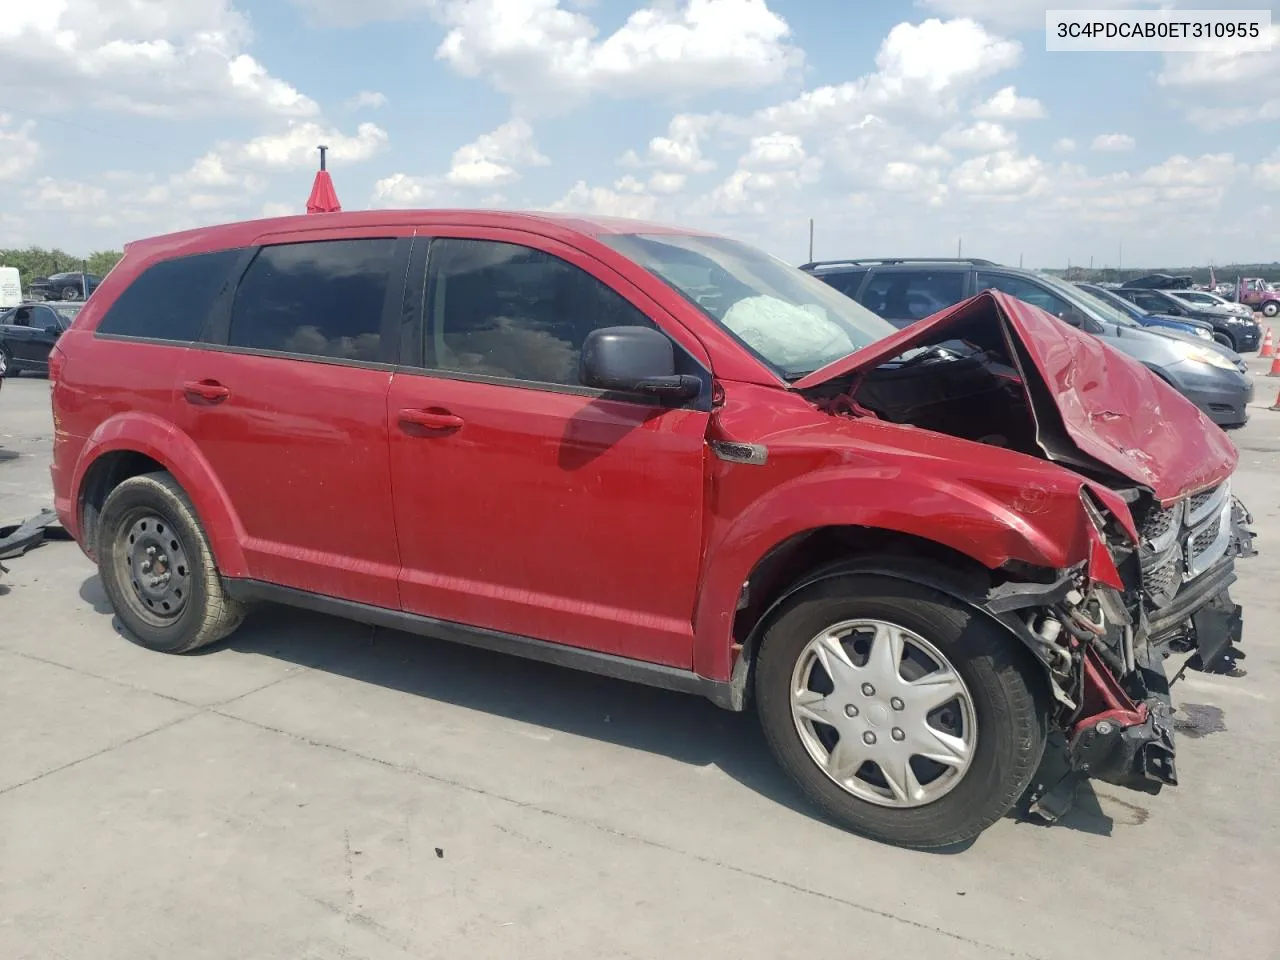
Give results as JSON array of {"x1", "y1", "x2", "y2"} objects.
[
  {"x1": 176, "y1": 230, "x2": 412, "y2": 608},
  {"x1": 387, "y1": 234, "x2": 712, "y2": 667}
]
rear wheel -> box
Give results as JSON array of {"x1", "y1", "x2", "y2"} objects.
[
  {"x1": 59, "y1": 285, "x2": 81, "y2": 301},
  {"x1": 755, "y1": 574, "x2": 1048, "y2": 849},
  {"x1": 97, "y1": 472, "x2": 244, "y2": 653},
  {"x1": 1263, "y1": 300, "x2": 1279, "y2": 318},
  {"x1": 0, "y1": 344, "x2": 13, "y2": 377}
]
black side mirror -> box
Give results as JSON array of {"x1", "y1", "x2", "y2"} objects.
[
  {"x1": 581, "y1": 326, "x2": 700, "y2": 402},
  {"x1": 44, "y1": 324, "x2": 60, "y2": 336},
  {"x1": 1059, "y1": 309, "x2": 1086, "y2": 328}
]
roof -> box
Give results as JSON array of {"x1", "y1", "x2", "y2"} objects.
[{"x1": 122, "y1": 209, "x2": 717, "y2": 263}]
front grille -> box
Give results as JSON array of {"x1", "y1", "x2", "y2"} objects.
[
  {"x1": 1143, "y1": 553, "x2": 1183, "y2": 606},
  {"x1": 1141, "y1": 506, "x2": 1176, "y2": 542},
  {"x1": 1188, "y1": 489, "x2": 1217, "y2": 515},
  {"x1": 1190, "y1": 517, "x2": 1222, "y2": 557}
]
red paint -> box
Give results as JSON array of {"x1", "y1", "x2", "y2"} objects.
[
  {"x1": 306, "y1": 170, "x2": 342, "y2": 214},
  {"x1": 794, "y1": 290, "x2": 1237, "y2": 505},
  {"x1": 49, "y1": 211, "x2": 1234, "y2": 684},
  {"x1": 1073, "y1": 646, "x2": 1148, "y2": 737}
]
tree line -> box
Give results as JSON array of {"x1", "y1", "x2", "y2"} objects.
[{"x1": 0, "y1": 247, "x2": 124, "y2": 287}]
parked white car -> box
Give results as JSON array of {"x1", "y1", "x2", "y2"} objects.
[{"x1": 1168, "y1": 289, "x2": 1255, "y2": 318}]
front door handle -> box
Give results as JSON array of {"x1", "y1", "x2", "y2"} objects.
[
  {"x1": 183, "y1": 379, "x2": 230, "y2": 404},
  {"x1": 398, "y1": 408, "x2": 464, "y2": 433}
]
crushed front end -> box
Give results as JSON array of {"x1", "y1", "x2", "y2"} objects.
[{"x1": 979, "y1": 483, "x2": 1257, "y2": 816}]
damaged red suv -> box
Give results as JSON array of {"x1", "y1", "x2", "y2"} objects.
[{"x1": 49, "y1": 211, "x2": 1257, "y2": 848}]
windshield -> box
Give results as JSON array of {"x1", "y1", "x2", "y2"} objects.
[
  {"x1": 600, "y1": 233, "x2": 897, "y2": 378},
  {"x1": 1038, "y1": 272, "x2": 1140, "y2": 327},
  {"x1": 1084, "y1": 284, "x2": 1148, "y2": 318}
]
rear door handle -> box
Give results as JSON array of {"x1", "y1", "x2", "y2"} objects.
[
  {"x1": 183, "y1": 379, "x2": 230, "y2": 404},
  {"x1": 398, "y1": 408, "x2": 464, "y2": 433}
]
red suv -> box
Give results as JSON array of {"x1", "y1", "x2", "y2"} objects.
[{"x1": 50, "y1": 211, "x2": 1256, "y2": 848}]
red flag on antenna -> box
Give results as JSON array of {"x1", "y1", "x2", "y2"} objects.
[{"x1": 306, "y1": 145, "x2": 341, "y2": 214}]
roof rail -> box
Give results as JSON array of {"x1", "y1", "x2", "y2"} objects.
[{"x1": 799, "y1": 257, "x2": 997, "y2": 270}]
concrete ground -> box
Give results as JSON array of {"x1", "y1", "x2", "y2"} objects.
[{"x1": 1, "y1": 363, "x2": 1278, "y2": 960}]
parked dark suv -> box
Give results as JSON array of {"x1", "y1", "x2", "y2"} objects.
[
  {"x1": 801, "y1": 258, "x2": 1254, "y2": 428},
  {"x1": 0, "y1": 302, "x2": 81, "y2": 375},
  {"x1": 1112, "y1": 286, "x2": 1262, "y2": 353},
  {"x1": 48, "y1": 214, "x2": 1256, "y2": 849}
]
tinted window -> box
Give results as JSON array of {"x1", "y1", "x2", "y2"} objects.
[
  {"x1": 98, "y1": 249, "x2": 241, "y2": 341},
  {"x1": 977, "y1": 272, "x2": 1070, "y2": 316},
  {"x1": 50, "y1": 304, "x2": 82, "y2": 327},
  {"x1": 423, "y1": 238, "x2": 653, "y2": 386},
  {"x1": 860, "y1": 270, "x2": 966, "y2": 323},
  {"x1": 229, "y1": 239, "x2": 396, "y2": 362},
  {"x1": 1128, "y1": 291, "x2": 1170, "y2": 313},
  {"x1": 818, "y1": 269, "x2": 868, "y2": 299}
]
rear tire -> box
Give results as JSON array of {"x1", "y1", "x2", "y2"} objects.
[
  {"x1": 754, "y1": 574, "x2": 1048, "y2": 849},
  {"x1": 59, "y1": 285, "x2": 80, "y2": 301},
  {"x1": 97, "y1": 472, "x2": 245, "y2": 653},
  {"x1": 1263, "y1": 301, "x2": 1279, "y2": 318},
  {"x1": 0, "y1": 344, "x2": 13, "y2": 377}
]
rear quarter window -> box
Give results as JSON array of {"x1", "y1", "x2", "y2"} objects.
[{"x1": 96, "y1": 249, "x2": 242, "y2": 341}]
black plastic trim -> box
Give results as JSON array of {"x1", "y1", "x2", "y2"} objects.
[{"x1": 222, "y1": 578, "x2": 739, "y2": 710}]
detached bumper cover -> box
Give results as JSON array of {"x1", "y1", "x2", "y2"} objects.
[{"x1": 0, "y1": 508, "x2": 66, "y2": 573}]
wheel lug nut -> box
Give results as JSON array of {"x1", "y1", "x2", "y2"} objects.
[
  {"x1": 863, "y1": 732, "x2": 877, "y2": 745},
  {"x1": 890, "y1": 697, "x2": 905, "y2": 711},
  {"x1": 861, "y1": 683, "x2": 875, "y2": 696},
  {"x1": 844, "y1": 704, "x2": 859, "y2": 718},
  {"x1": 892, "y1": 728, "x2": 906, "y2": 742}
]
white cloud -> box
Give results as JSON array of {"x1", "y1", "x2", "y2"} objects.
[
  {"x1": 741, "y1": 132, "x2": 807, "y2": 168},
  {"x1": 1256, "y1": 150, "x2": 1280, "y2": 191},
  {"x1": 972, "y1": 85, "x2": 1044, "y2": 120},
  {"x1": 949, "y1": 150, "x2": 1047, "y2": 197},
  {"x1": 434, "y1": 0, "x2": 802, "y2": 114},
  {"x1": 447, "y1": 119, "x2": 549, "y2": 187},
  {"x1": 1157, "y1": 26, "x2": 1279, "y2": 87},
  {"x1": 0, "y1": 0, "x2": 318, "y2": 120},
  {"x1": 748, "y1": 18, "x2": 1020, "y2": 130},
  {"x1": 343, "y1": 90, "x2": 388, "y2": 111},
  {"x1": 24, "y1": 177, "x2": 109, "y2": 211},
  {"x1": 547, "y1": 180, "x2": 659, "y2": 220},
  {"x1": 1187, "y1": 100, "x2": 1280, "y2": 131},
  {"x1": 199, "y1": 121, "x2": 390, "y2": 173},
  {"x1": 940, "y1": 120, "x2": 1016, "y2": 151},
  {"x1": 918, "y1": 0, "x2": 1158, "y2": 30},
  {"x1": 1053, "y1": 137, "x2": 1077, "y2": 153},
  {"x1": 696, "y1": 132, "x2": 822, "y2": 215},
  {"x1": 621, "y1": 113, "x2": 717, "y2": 173},
  {"x1": 0, "y1": 115, "x2": 39, "y2": 181},
  {"x1": 288, "y1": 0, "x2": 430, "y2": 26},
  {"x1": 648, "y1": 171, "x2": 688, "y2": 194},
  {"x1": 1091, "y1": 133, "x2": 1135, "y2": 152},
  {"x1": 373, "y1": 173, "x2": 442, "y2": 207},
  {"x1": 261, "y1": 201, "x2": 297, "y2": 218}
]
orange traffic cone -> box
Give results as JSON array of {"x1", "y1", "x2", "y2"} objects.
[
  {"x1": 1261, "y1": 327, "x2": 1275, "y2": 359},
  {"x1": 1269, "y1": 352, "x2": 1280, "y2": 377},
  {"x1": 1272, "y1": 388, "x2": 1280, "y2": 411}
]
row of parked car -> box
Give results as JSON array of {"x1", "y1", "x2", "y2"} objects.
[
  {"x1": 801, "y1": 258, "x2": 1263, "y2": 430},
  {"x1": 32, "y1": 209, "x2": 1258, "y2": 851}
]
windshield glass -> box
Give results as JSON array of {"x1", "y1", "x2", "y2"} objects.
[
  {"x1": 1038, "y1": 272, "x2": 1139, "y2": 327},
  {"x1": 1085, "y1": 285, "x2": 1148, "y2": 318},
  {"x1": 600, "y1": 233, "x2": 897, "y2": 378}
]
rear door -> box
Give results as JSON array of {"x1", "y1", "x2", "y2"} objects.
[
  {"x1": 385, "y1": 230, "x2": 713, "y2": 667},
  {"x1": 2, "y1": 306, "x2": 41, "y2": 363},
  {"x1": 177, "y1": 229, "x2": 412, "y2": 608}
]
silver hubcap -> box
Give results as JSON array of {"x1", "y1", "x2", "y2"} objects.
[
  {"x1": 121, "y1": 514, "x2": 190, "y2": 621},
  {"x1": 789, "y1": 619, "x2": 977, "y2": 808}
]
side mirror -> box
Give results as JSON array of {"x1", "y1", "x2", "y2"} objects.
[
  {"x1": 1059, "y1": 309, "x2": 1086, "y2": 328},
  {"x1": 580, "y1": 326, "x2": 701, "y2": 401},
  {"x1": 44, "y1": 324, "x2": 60, "y2": 336}
]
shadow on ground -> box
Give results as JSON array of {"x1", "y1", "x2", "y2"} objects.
[{"x1": 77, "y1": 573, "x2": 1138, "y2": 849}]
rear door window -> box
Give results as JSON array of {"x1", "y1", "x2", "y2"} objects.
[
  {"x1": 227, "y1": 239, "x2": 397, "y2": 363},
  {"x1": 97, "y1": 249, "x2": 241, "y2": 341},
  {"x1": 860, "y1": 270, "x2": 966, "y2": 324},
  {"x1": 817, "y1": 269, "x2": 868, "y2": 299}
]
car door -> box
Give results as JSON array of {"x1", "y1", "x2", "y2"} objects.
[
  {"x1": 975, "y1": 272, "x2": 1094, "y2": 330},
  {"x1": 177, "y1": 229, "x2": 413, "y2": 608},
  {"x1": 2, "y1": 306, "x2": 41, "y2": 363},
  {"x1": 386, "y1": 231, "x2": 713, "y2": 668},
  {"x1": 27, "y1": 305, "x2": 64, "y2": 365}
]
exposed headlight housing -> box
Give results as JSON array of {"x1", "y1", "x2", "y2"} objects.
[
  {"x1": 1194, "y1": 327, "x2": 1213, "y2": 340},
  {"x1": 1182, "y1": 347, "x2": 1240, "y2": 372}
]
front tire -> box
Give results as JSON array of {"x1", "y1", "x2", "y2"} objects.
[
  {"x1": 59, "y1": 285, "x2": 81, "y2": 301},
  {"x1": 97, "y1": 472, "x2": 245, "y2": 653},
  {"x1": 1263, "y1": 301, "x2": 1279, "y2": 318},
  {"x1": 755, "y1": 574, "x2": 1048, "y2": 849}
]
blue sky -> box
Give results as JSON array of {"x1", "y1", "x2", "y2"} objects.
[{"x1": 1, "y1": 0, "x2": 1277, "y2": 268}]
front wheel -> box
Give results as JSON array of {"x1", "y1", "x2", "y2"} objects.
[
  {"x1": 59, "y1": 285, "x2": 81, "y2": 301},
  {"x1": 754, "y1": 574, "x2": 1048, "y2": 849},
  {"x1": 1263, "y1": 301, "x2": 1279, "y2": 318},
  {"x1": 1213, "y1": 332, "x2": 1234, "y2": 350}
]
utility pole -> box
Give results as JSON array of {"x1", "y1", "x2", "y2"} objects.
[
  {"x1": 1019, "y1": 253, "x2": 1023, "y2": 268},
  {"x1": 958, "y1": 237, "x2": 963, "y2": 258},
  {"x1": 808, "y1": 218, "x2": 814, "y2": 263},
  {"x1": 1118, "y1": 240, "x2": 1122, "y2": 274}
]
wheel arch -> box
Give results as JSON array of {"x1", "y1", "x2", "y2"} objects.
[
  {"x1": 71, "y1": 412, "x2": 248, "y2": 576},
  {"x1": 706, "y1": 526, "x2": 1059, "y2": 712}
]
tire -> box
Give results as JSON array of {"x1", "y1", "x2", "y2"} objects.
[
  {"x1": 0, "y1": 344, "x2": 13, "y2": 377},
  {"x1": 1212, "y1": 332, "x2": 1234, "y2": 350},
  {"x1": 1263, "y1": 301, "x2": 1279, "y2": 318},
  {"x1": 754, "y1": 574, "x2": 1048, "y2": 849},
  {"x1": 59, "y1": 285, "x2": 81, "y2": 301},
  {"x1": 97, "y1": 471, "x2": 245, "y2": 653}
]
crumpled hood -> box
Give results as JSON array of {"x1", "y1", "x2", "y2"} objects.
[{"x1": 794, "y1": 290, "x2": 1238, "y2": 504}]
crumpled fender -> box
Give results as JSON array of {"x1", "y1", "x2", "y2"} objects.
[
  {"x1": 691, "y1": 463, "x2": 1108, "y2": 682},
  {"x1": 70, "y1": 412, "x2": 248, "y2": 577}
]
